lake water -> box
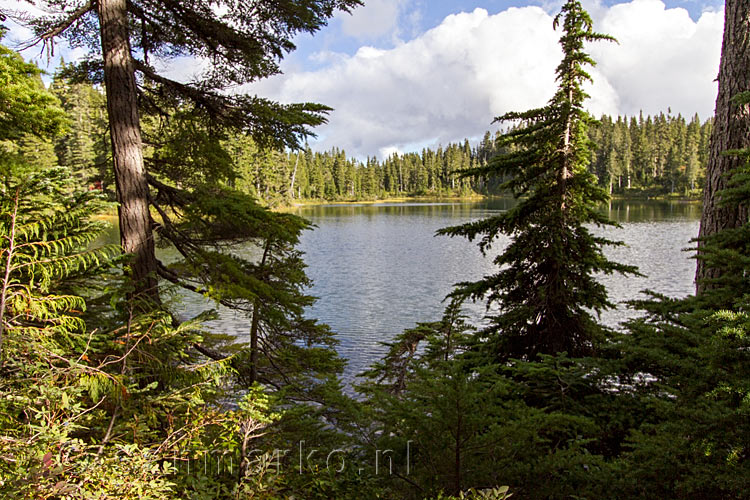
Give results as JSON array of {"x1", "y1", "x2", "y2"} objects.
[
  {"x1": 100, "y1": 198, "x2": 702, "y2": 382},
  {"x1": 292, "y1": 199, "x2": 701, "y2": 381}
]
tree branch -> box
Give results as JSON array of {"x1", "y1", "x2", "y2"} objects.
[{"x1": 18, "y1": 1, "x2": 94, "y2": 53}]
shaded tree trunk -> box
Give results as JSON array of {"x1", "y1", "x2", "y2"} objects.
[
  {"x1": 98, "y1": 0, "x2": 159, "y2": 302},
  {"x1": 696, "y1": 0, "x2": 750, "y2": 294},
  {"x1": 249, "y1": 239, "x2": 272, "y2": 384},
  {"x1": 249, "y1": 297, "x2": 261, "y2": 383}
]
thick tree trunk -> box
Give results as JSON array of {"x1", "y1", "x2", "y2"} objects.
[
  {"x1": 98, "y1": 0, "x2": 159, "y2": 302},
  {"x1": 696, "y1": 0, "x2": 750, "y2": 294}
]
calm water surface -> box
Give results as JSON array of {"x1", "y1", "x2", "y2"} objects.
[
  {"x1": 104, "y1": 199, "x2": 701, "y2": 382},
  {"x1": 293, "y1": 199, "x2": 701, "y2": 381}
]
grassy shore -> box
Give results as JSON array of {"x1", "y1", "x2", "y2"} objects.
[
  {"x1": 289, "y1": 193, "x2": 485, "y2": 207},
  {"x1": 609, "y1": 187, "x2": 703, "y2": 202}
]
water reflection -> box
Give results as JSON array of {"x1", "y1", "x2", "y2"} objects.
[
  {"x1": 95, "y1": 198, "x2": 702, "y2": 384},
  {"x1": 295, "y1": 198, "x2": 700, "y2": 382}
]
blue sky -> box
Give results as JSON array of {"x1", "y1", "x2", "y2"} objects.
[
  {"x1": 254, "y1": 0, "x2": 725, "y2": 158},
  {"x1": 4, "y1": 0, "x2": 726, "y2": 159},
  {"x1": 291, "y1": 0, "x2": 722, "y2": 67}
]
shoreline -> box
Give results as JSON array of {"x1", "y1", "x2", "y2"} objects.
[
  {"x1": 97, "y1": 192, "x2": 703, "y2": 217},
  {"x1": 288, "y1": 192, "x2": 702, "y2": 208},
  {"x1": 288, "y1": 193, "x2": 485, "y2": 207}
]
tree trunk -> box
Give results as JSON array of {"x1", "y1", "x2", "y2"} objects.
[
  {"x1": 98, "y1": 0, "x2": 159, "y2": 302},
  {"x1": 249, "y1": 296, "x2": 261, "y2": 384},
  {"x1": 696, "y1": 0, "x2": 750, "y2": 294},
  {"x1": 249, "y1": 239, "x2": 272, "y2": 384},
  {"x1": 288, "y1": 154, "x2": 299, "y2": 198}
]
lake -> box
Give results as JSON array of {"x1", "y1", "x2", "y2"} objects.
[
  {"x1": 99, "y1": 198, "x2": 702, "y2": 383},
  {"x1": 292, "y1": 199, "x2": 701, "y2": 381}
]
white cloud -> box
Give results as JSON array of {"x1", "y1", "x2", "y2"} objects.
[
  {"x1": 379, "y1": 145, "x2": 402, "y2": 158},
  {"x1": 338, "y1": 0, "x2": 406, "y2": 41},
  {"x1": 590, "y1": 0, "x2": 722, "y2": 118},
  {"x1": 252, "y1": 1, "x2": 722, "y2": 158}
]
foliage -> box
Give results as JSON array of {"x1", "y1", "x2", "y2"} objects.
[
  {"x1": 428, "y1": 486, "x2": 513, "y2": 500},
  {"x1": 29, "y1": 0, "x2": 362, "y2": 152},
  {"x1": 50, "y1": 63, "x2": 111, "y2": 191},
  {"x1": 359, "y1": 301, "x2": 634, "y2": 499},
  {"x1": 0, "y1": 44, "x2": 66, "y2": 144},
  {"x1": 359, "y1": 300, "x2": 507, "y2": 498},
  {"x1": 605, "y1": 93, "x2": 750, "y2": 499},
  {"x1": 608, "y1": 300, "x2": 750, "y2": 499},
  {"x1": 0, "y1": 158, "x2": 355, "y2": 500}
]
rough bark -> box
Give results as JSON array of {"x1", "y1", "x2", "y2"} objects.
[
  {"x1": 696, "y1": 0, "x2": 750, "y2": 294},
  {"x1": 98, "y1": 0, "x2": 159, "y2": 302}
]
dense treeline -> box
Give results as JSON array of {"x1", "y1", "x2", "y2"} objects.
[
  {"x1": 243, "y1": 112, "x2": 714, "y2": 201},
  {"x1": 46, "y1": 69, "x2": 712, "y2": 202}
]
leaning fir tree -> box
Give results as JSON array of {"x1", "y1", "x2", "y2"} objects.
[{"x1": 440, "y1": 0, "x2": 636, "y2": 360}]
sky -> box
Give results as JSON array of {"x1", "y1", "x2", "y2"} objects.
[{"x1": 3, "y1": 0, "x2": 726, "y2": 159}]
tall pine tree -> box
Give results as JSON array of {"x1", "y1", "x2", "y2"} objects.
[{"x1": 439, "y1": 0, "x2": 636, "y2": 360}]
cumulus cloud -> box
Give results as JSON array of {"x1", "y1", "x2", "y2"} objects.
[
  {"x1": 252, "y1": 0, "x2": 722, "y2": 158},
  {"x1": 590, "y1": 0, "x2": 722, "y2": 118},
  {"x1": 338, "y1": 0, "x2": 406, "y2": 40}
]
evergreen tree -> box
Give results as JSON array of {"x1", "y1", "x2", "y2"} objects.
[
  {"x1": 50, "y1": 67, "x2": 111, "y2": 190},
  {"x1": 684, "y1": 114, "x2": 703, "y2": 191},
  {"x1": 439, "y1": 0, "x2": 636, "y2": 360},
  {"x1": 359, "y1": 300, "x2": 509, "y2": 498},
  {"x1": 0, "y1": 42, "x2": 66, "y2": 147},
  {"x1": 611, "y1": 96, "x2": 750, "y2": 497},
  {"x1": 26, "y1": 0, "x2": 362, "y2": 300}
]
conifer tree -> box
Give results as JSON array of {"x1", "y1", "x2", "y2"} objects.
[
  {"x1": 439, "y1": 0, "x2": 636, "y2": 360},
  {"x1": 23, "y1": 0, "x2": 361, "y2": 300},
  {"x1": 50, "y1": 67, "x2": 111, "y2": 189},
  {"x1": 0, "y1": 42, "x2": 66, "y2": 146},
  {"x1": 611, "y1": 94, "x2": 750, "y2": 498}
]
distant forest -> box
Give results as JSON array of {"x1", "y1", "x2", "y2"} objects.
[{"x1": 42, "y1": 71, "x2": 712, "y2": 203}]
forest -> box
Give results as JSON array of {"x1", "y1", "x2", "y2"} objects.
[
  {"x1": 41, "y1": 67, "x2": 712, "y2": 204},
  {"x1": 0, "y1": 0, "x2": 748, "y2": 499}
]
